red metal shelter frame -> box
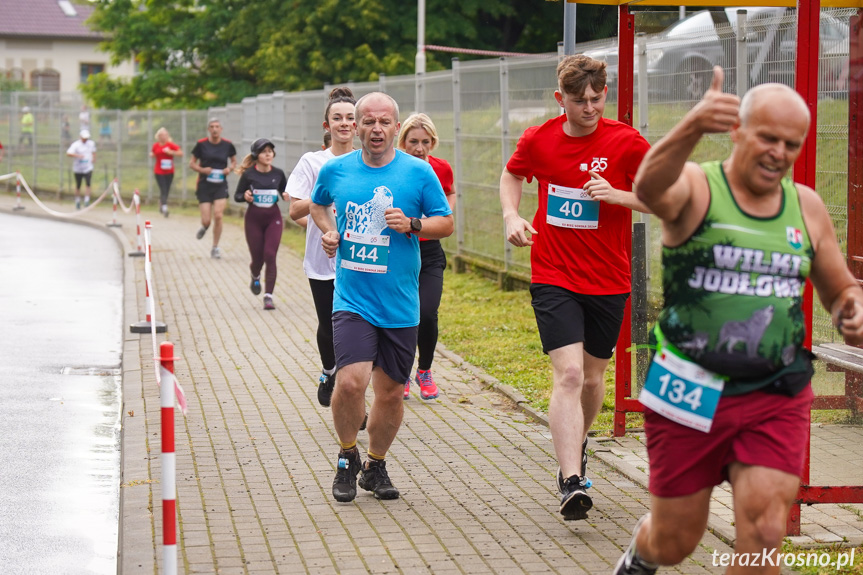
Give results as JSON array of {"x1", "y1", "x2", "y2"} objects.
[{"x1": 568, "y1": 0, "x2": 863, "y2": 535}]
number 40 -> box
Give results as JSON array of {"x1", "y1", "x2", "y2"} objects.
[{"x1": 559, "y1": 200, "x2": 583, "y2": 218}]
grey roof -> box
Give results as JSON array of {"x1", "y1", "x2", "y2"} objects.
[{"x1": 0, "y1": 0, "x2": 103, "y2": 40}]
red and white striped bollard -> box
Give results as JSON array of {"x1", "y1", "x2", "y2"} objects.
[
  {"x1": 128, "y1": 189, "x2": 145, "y2": 257},
  {"x1": 107, "y1": 180, "x2": 122, "y2": 227},
  {"x1": 130, "y1": 220, "x2": 167, "y2": 333},
  {"x1": 159, "y1": 341, "x2": 178, "y2": 575},
  {"x1": 13, "y1": 172, "x2": 25, "y2": 210}
]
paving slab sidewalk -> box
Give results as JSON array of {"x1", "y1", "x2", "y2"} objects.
[{"x1": 6, "y1": 199, "x2": 860, "y2": 574}]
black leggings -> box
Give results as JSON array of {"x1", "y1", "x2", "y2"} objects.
[
  {"x1": 417, "y1": 240, "x2": 446, "y2": 370},
  {"x1": 244, "y1": 205, "x2": 283, "y2": 294},
  {"x1": 155, "y1": 173, "x2": 174, "y2": 206},
  {"x1": 309, "y1": 278, "x2": 336, "y2": 371}
]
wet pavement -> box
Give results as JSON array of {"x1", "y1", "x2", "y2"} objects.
[
  {"x1": 0, "y1": 212, "x2": 122, "y2": 574},
  {"x1": 3, "y1": 197, "x2": 862, "y2": 574}
]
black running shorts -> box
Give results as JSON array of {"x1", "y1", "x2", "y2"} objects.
[{"x1": 529, "y1": 283, "x2": 629, "y2": 358}]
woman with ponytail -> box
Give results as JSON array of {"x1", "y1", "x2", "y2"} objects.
[
  {"x1": 287, "y1": 86, "x2": 357, "y2": 407},
  {"x1": 234, "y1": 138, "x2": 288, "y2": 310}
]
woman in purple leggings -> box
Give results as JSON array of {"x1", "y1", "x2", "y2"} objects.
[{"x1": 234, "y1": 138, "x2": 288, "y2": 310}]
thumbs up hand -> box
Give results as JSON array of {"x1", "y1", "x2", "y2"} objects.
[{"x1": 689, "y1": 66, "x2": 740, "y2": 134}]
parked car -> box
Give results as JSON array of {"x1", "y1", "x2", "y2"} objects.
[{"x1": 583, "y1": 7, "x2": 849, "y2": 101}]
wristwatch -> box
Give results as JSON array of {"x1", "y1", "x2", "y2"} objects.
[{"x1": 410, "y1": 217, "x2": 423, "y2": 233}]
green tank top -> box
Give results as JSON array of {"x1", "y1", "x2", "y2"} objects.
[{"x1": 656, "y1": 161, "x2": 814, "y2": 395}]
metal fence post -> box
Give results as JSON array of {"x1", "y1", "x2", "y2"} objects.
[
  {"x1": 57, "y1": 108, "x2": 64, "y2": 194},
  {"x1": 452, "y1": 58, "x2": 463, "y2": 260},
  {"x1": 147, "y1": 110, "x2": 153, "y2": 201},
  {"x1": 31, "y1": 103, "x2": 37, "y2": 189},
  {"x1": 637, "y1": 32, "x2": 652, "y2": 279},
  {"x1": 736, "y1": 10, "x2": 749, "y2": 98},
  {"x1": 500, "y1": 57, "x2": 511, "y2": 272},
  {"x1": 181, "y1": 111, "x2": 187, "y2": 202},
  {"x1": 632, "y1": 222, "x2": 649, "y2": 386},
  {"x1": 116, "y1": 109, "x2": 123, "y2": 195}
]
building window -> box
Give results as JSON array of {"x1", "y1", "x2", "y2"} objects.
[
  {"x1": 31, "y1": 68, "x2": 61, "y2": 91},
  {"x1": 80, "y1": 63, "x2": 104, "y2": 83}
]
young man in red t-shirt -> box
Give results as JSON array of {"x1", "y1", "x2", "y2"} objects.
[{"x1": 500, "y1": 54, "x2": 650, "y2": 521}]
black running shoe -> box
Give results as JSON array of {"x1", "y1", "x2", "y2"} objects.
[
  {"x1": 559, "y1": 474, "x2": 593, "y2": 521},
  {"x1": 332, "y1": 447, "x2": 361, "y2": 502},
  {"x1": 358, "y1": 459, "x2": 400, "y2": 500},
  {"x1": 613, "y1": 515, "x2": 658, "y2": 575},
  {"x1": 317, "y1": 370, "x2": 336, "y2": 407},
  {"x1": 250, "y1": 276, "x2": 261, "y2": 295},
  {"x1": 557, "y1": 437, "x2": 592, "y2": 493}
]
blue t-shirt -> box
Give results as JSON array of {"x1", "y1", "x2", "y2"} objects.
[{"x1": 311, "y1": 150, "x2": 452, "y2": 327}]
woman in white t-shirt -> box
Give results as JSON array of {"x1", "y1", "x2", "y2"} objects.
[
  {"x1": 287, "y1": 86, "x2": 356, "y2": 407},
  {"x1": 65, "y1": 129, "x2": 97, "y2": 210}
]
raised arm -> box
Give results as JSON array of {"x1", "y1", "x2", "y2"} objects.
[{"x1": 636, "y1": 67, "x2": 739, "y2": 223}]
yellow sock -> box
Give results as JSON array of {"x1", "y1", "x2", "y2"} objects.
[
  {"x1": 339, "y1": 440, "x2": 357, "y2": 451},
  {"x1": 367, "y1": 451, "x2": 386, "y2": 461}
]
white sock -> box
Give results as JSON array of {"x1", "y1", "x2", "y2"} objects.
[{"x1": 323, "y1": 367, "x2": 336, "y2": 376}]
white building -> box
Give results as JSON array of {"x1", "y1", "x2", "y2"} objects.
[{"x1": 0, "y1": 0, "x2": 134, "y2": 94}]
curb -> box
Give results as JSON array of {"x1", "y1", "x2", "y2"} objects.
[
  {"x1": 435, "y1": 342, "x2": 550, "y2": 427},
  {"x1": 434, "y1": 341, "x2": 746, "y2": 550}
]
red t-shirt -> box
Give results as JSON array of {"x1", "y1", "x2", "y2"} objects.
[
  {"x1": 421, "y1": 155, "x2": 454, "y2": 242},
  {"x1": 152, "y1": 141, "x2": 181, "y2": 175},
  {"x1": 506, "y1": 116, "x2": 650, "y2": 295},
  {"x1": 429, "y1": 155, "x2": 454, "y2": 195}
]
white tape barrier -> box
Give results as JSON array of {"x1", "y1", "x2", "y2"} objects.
[
  {"x1": 5, "y1": 172, "x2": 122, "y2": 219},
  {"x1": 113, "y1": 180, "x2": 134, "y2": 214},
  {"x1": 0, "y1": 172, "x2": 18, "y2": 183},
  {"x1": 144, "y1": 222, "x2": 187, "y2": 415}
]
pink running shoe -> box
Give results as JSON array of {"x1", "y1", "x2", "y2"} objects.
[
  {"x1": 415, "y1": 369, "x2": 439, "y2": 400},
  {"x1": 403, "y1": 378, "x2": 410, "y2": 400}
]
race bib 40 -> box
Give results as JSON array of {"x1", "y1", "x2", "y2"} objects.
[{"x1": 546, "y1": 184, "x2": 599, "y2": 229}]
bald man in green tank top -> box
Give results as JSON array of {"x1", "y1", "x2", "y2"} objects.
[{"x1": 614, "y1": 67, "x2": 863, "y2": 575}]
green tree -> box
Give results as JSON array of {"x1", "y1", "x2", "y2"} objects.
[{"x1": 84, "y1": 0, "x2": 618, "y2": 109}]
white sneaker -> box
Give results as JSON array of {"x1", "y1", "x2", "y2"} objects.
[{"x1": 210, "y1": 246, "x2": 221, "y2": 259}]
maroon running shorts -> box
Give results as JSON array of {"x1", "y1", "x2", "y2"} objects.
[{"x1": 644, "y1": 384, "x2": 814, "y2": 498}]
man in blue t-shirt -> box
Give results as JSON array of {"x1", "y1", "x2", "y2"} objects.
[{"x1": 311, "y1": 92, "x2": 453, "y2": 504}]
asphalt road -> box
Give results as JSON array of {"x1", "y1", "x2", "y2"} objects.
[{"x1": 0, "y1": 212, "x2": 122, "y2": 573}]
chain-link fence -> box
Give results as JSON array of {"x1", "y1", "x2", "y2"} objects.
[{"x1": 1, "y1": 7, "x2": 854, "y2": 343}]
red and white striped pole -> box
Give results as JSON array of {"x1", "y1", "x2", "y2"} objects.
[
  {"x1": 159, "y1": 341, "x2": 177, "y2": 575},
  {"x1": 130, "y1": 220, "x2": 167, "y2": 333},
  {"x1": 13, "y1": 172, "x2": 25, "y2": 211},
  {"x1": 129, "y1": 189, "x2": 145, "y2": 257},
  {"x1": 107, "y1": 181, "x2": 122, "y2": 227}
]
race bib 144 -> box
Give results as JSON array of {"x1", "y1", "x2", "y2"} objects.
[{"x1": 340, "y1": 231, "x2": 390, "y2": 274}]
